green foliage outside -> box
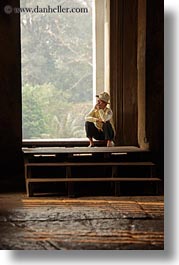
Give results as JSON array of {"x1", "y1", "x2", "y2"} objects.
[{"x1": 21, "y1": 0, "x2": 93, "y2": 139}]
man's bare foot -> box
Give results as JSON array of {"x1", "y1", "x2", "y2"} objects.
[
  {"x1": 88, "y1": 138, "x2": 94, "y2": 147},
  {"x1": 107, "y1": 140, "x2": 114, "y2": 147},
  {"x1": 88, "y1": 143, "x2": 94, "y2": 147}
]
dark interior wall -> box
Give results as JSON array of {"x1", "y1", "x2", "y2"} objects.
[
  {"x1": 122, "y1": 0, "x2": 138, "y2": 146},
  {"x1": 110, "y1": 0, "x2": 163, "y2": 160},
  {"x1": 146, "y1": 0, "x2": 164, "y2": 175},
  {"x1": 110, "y1": 0, "x2": 138, "y2": 146},
  {"x1": 110, "y1": 0, "x2": 123, "y2": 145},
  {"x1": 0, "y1": 0, "x2": 23, "y2": 184}
]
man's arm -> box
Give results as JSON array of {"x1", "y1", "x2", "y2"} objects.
[
  {"x1": 85, "y1": 108, "x2": 98, "y2": 123},
  {"x1": 98, "y1": 108, "x2": 113, "y2": 122}
]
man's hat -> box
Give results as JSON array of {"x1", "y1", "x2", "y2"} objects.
[{"x1": 96, "y1": 92, "x2": 110, "y2": 103}]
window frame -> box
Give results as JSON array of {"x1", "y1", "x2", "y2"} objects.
[{"x1": 21, "y1": 0, "x2": 110, "y2": 147}]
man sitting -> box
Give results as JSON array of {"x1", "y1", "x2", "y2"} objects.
[{"x1": 85, "y1": 92, "x2": 115, "y2": 147}]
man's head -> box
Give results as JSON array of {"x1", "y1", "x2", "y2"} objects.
[{"x1": 96, "y1": 92, "x2": 110, "y2": 103}]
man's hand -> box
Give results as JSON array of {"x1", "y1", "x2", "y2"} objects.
[
  {"x1": 97, "y1": 118, "x2": 103, "y2": 123},
  {"x1": 95, "y1": 103, "x2": 100, "y2": 109}
]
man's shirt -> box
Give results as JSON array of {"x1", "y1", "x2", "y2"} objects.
[{"x1": 85, "y1": 106, "x2": 115, "y2": 133}]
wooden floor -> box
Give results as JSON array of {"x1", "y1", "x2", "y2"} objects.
[{"x1": 0, "y1": 193, "x2": 164, "y2": 250}]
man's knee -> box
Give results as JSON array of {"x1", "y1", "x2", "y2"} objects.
[
  {"x1": 85, "y1": 121, "x2": 95, "y2": 135},
  {"x1": 103, "y1": 121, "x2": 111, "y2": 130},
  {"x1": 85, "y1": 121, "x2": 93, "y2": 130},
  {"x1": 102, "y1": 122, "x2": 114, "y2": 139}
]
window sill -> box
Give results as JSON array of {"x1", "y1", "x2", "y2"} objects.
[{"x1": 22, "y1": 138, "x2": 104, "y2": 148}]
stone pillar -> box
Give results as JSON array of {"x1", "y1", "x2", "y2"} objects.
[{"x1": 137, "y1": 0, "x2": 149, "y2": 149}]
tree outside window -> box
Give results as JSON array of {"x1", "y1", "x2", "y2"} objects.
[{"x1": 21, "y1": 0, "x2": 94, "y2": 139}]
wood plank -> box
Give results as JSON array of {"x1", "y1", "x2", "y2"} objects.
[
  {"x1": 27, "y1": 177, "x2": 161, "y2": 183},
  {"x1": 22, "y1": 146, "x2": 149, "y2": 154},
  {"x1": 25, "y1": 162, "x2": 155, "y2": 167}
]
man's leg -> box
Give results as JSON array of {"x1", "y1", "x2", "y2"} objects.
[
  {"x1": 85, "y1": 121, "x2": 104, "y2": 146},
  {"x1": 102, "y1": 122, "x2": 115, "y2": 147}
]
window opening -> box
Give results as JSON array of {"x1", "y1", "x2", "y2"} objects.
[{"x1": 21, "y1": 0, "x2": 109, "y2": 141}]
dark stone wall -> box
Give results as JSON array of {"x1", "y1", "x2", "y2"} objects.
[
  {"x1": 110, "y1": 0, "x2": 163, "y2": 177},
  {"x1": 0, "y1": 0, "x2": 24, "y2": 188},
  {"x1": 122, "y1": 0, "x2": 138, "y2": 146},
  {"x1": 146, "y1": 0, "x2": 164, "y2": 176},
  {"x1": 110, "y1": 0, "x2": 138, "y2": 146}
]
